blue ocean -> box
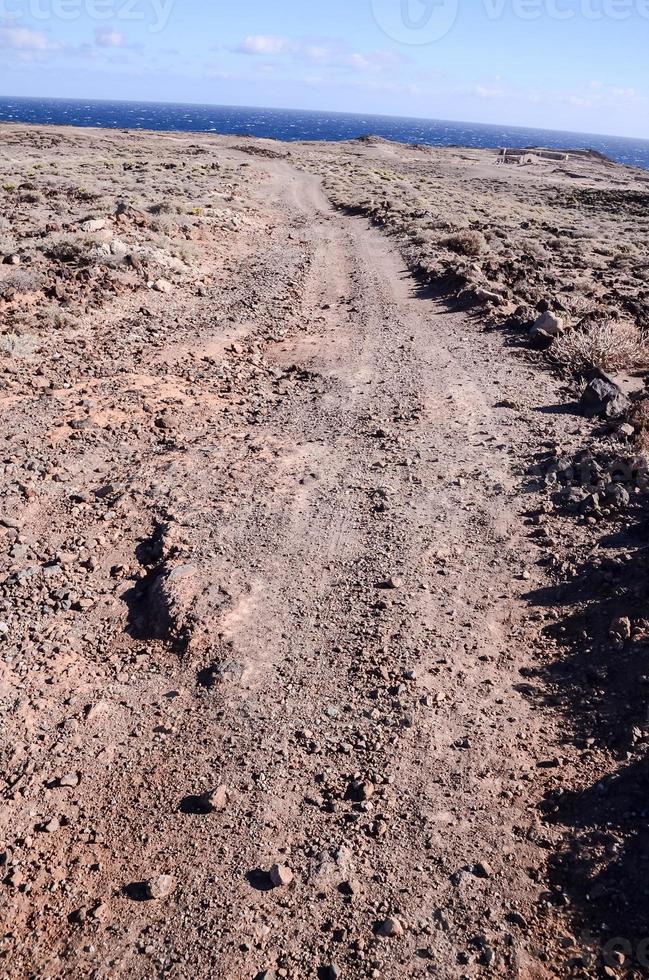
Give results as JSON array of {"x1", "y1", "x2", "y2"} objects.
[{"x1": 1, "y1": 96, "x2": 648, "y2": 171}]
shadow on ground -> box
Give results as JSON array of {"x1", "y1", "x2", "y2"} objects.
[{"x1": 523, "y1": 506, "x2": 649, "y2": 967}]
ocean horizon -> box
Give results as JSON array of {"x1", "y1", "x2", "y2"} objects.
[{"x1": 2, "y1": 96, "x2": 649, "y2": 171}]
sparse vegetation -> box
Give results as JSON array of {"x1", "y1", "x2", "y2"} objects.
[
  {"x1": 441, "y1": 229, "x2": 487, "y2": 256},
  {"x1": 303, "y1": 141, "x2": 649, "y2": 334},
  {"x1": 0, "y1": 267, "x2": 41, "y2": 295},
  {"x1": 0, "y1": 125, "x2": 253, "y2": 325},
  {"x1": 553, "y1": 320, "x2": 646, "y2": 373},
  {"x1": 44, "y1": 234, "x2": 93, "y2": 265}
]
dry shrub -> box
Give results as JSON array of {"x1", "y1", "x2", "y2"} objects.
[
  {"x1": 553, "y1": 320, "x2": 646, "y2": 373},
  {"x1": 0, "y1": 234, "x2": 17, "y2": 255},
  {"x1": 0, "y1": 331, "x2": 39, "y2": 357},
  {"x1": 37, "y1": 305, "x2": 77, "y2": 330},
  {"x1": 410, "y1": 228, "x2": 436, "y2": 247},
  {"x1": 73, "y1": 187, "x2": 102, "y2": 203},
  {"x1": 45, "y1": 234, "x2": 94, "y2": 266},
  {"x1": 18, "y1": 191, "x2": 42, "y2": 205},
  {"x1": 0, "y1": 268, "x2": 41, "y2": 294},
  {"x1": 173, "y1": 240, "x2": 202, "y2": 265},
  {"x1": 631, "y1": 399, "x2": 649, "y2": 428},
  {"x1": 149, "y1": 201, "x2": 179, "y2": 216},
  {"x1": 148, "y1": 214, "x2": 177, "y2": 234},
  {"x1": 441, "y1": 229, "x2": 486, "y2": 256}
]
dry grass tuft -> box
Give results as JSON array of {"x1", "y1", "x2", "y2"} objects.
[
  {"x1": 0, "y1": 268, "x2": 41, "y2": 294},
  {"x1": 44, "y1": 234, "x2": 96, "y2": 266},
  {"x1": 440, "y1": 229, "x2": 486, "y2": 257},
  {"x1": 552, "y1": 320, "x2": 646, "y2": 374}
]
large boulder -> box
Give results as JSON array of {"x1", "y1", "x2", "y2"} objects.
[
  {"x1": 531, "y1": 311, "x2": 565, "y2": 338},
  {"x1": 580, "y1": 373, "x2": 629, "y2": 420}
]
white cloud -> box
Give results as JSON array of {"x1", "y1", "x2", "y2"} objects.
[
  {"x1": 95, "y1": 26, "x2": 126, "y2": 48},
  {"x1": 234, "y1": 35, "x2": 293, "y2": 56},
  {"x1": 471, "y1": 75, "x2": 647, "y2": 112},
  {"x1": 343, "y1": 49, "x2": 404, "y2": 72},
  {"x1": 0, "y1": 23, "x2": 57, "y2": 51},
  {"x1": 230, "y1": 34, "x2": 406, "y2": 74},
  {"x1": 475, "y1": 83, "x2": 505, "y2": 98},
  {"x1": 474, "y1": 74, "x2": 505, "y2": 98}
]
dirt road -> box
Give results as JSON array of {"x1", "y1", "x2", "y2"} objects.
[{"x1": 2, "y1": 146, "x2": 590, "y2": 978}]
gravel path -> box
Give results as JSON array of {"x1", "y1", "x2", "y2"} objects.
[{"x1": 2, "y1": 143, "x2": 597, "y2": 979}]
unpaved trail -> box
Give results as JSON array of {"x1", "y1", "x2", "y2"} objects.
[{"x1": 3, "y1": 149, "x2": 584, "y2": 979}]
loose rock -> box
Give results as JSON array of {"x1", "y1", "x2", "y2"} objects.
[
  {"x1": 145, "y1": 874, "x2": 176, "y2": 900},
  {"x1": 375, "y1": 917, "x2": 404, "y2": 938},
  {"x1": 580, "y1": 374, "x2": 629, "y2": 419},
  {"x1": 58, "y1": 772, "x2": 80, "y2": 788},
  {"x1": 532, "y1": 310, "x2": 564, "y2": 336},
  {"x1": 269, "y1": 864, "x2": 294, "y2": 888}
]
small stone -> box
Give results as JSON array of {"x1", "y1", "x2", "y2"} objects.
[
  {"x1": 339, "y1": 878, "x2": 361, "y2": 896},
  {"x1": 90, "y1": 902, "x2": 110, "y2": 922},
  {"x1": 473, "y1": 861, "x2": 493, "y2": 879},
  {"x1": 144, "y1": 874, "x2": 175, "y2": 900},
  {"x1": 473, "y1": 287, "x2": 501, "y2": 304},
  {"x1": 81, "y1": 218, "x2": 106, "y2": 232},
  {"x1": 269, "y1": 864, "x2": 293, "y2": 888},
  {"x1": 0, "y1": 515, "x2": 21, "y2": 530},
  {"x1": 58, "y1": 772, "x2": 80, "y2": 788},
  {"x1": 610, "y1": 616, "x2": 632, "y2": 641},
  {"x1": 42, "y1": 817, "x2": 60, "y2": 833},
  {"x1": 375, "y1": 917, "x2": 404, "y2": 938},
  {"x1": 321, "y1": 966, "x2": 341, "y2": 980},
  {"x1": 204, "y1": 784, "x2": 228, "y2": 812},
  {"x1": 506, "y1": 911, "x2": 528, "y2": 929},
  {"x1": 7, "y1": 869, "x2": 25, "y2": 888},
  {"x1": 345, "y1": 779, "x2": 374, "y2": 803},
  {"x1": 152, "y1": 278, "x2": 172, "y2": 294},
  {"x1": 482, "y1": 946, "x2": 496, "y2": 966},
  {"x1": 605, "y1": 483, "x2": 630, "y2": 508}
]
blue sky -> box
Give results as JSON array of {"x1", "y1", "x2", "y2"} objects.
[{"x1": 0, "y1": 0, "x2": 648, "y2": 138}]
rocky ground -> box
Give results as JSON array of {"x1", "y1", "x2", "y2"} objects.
[{"x1": 2, "y1": 125, "x2": 649, "y2": 980}]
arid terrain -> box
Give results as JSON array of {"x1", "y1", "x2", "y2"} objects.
[{"x1": 2, "y1": 124, "x2": 649, "y2": 980}]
